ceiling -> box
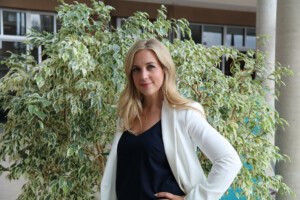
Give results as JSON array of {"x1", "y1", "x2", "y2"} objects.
[{"x1": 124, "y1": 0, "x2": 257, "y2": 12}]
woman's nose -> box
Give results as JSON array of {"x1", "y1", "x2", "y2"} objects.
[{"x1": 140, "y1": 69, "x2": 149, "y2": 79}]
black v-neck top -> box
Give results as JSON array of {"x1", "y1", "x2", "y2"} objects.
[{"x1": 116, "y1": 120, "x2": 185, "y2": 200}]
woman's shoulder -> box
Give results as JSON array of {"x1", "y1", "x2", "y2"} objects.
[
  {"x1": 163, "y1": 100, "x2": 205, "y2": 118},
  {"x1": 175, "y1": 101, "x2": 205, "y2": 119},
  {"x1": 189, "y1": 101, "x2": 204, "y2": 111}
]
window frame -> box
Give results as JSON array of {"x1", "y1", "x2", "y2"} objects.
[
  {"x1": 177, "y1": 22, "x2": 256, "y2": 74},
  {"x1": 0, "y1": 8, "x2": 57, "y2": 65},
  {"x1": 0, "y1": 8, "x2": 58, "y2": 123},
  {"x1": 115, "y1": 17, "x2": 257, "y2": 75}
]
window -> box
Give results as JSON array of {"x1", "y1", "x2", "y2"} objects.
[
  {"x1": 181, "y1": 24, "x2": 202, "y2": 44},
  {"x1": 30, "y1": 13, "x2": 54, "y2": 33},
  {"x1": 0, "y1": 41, "x2": 26, "y2": 77},
  {"x1": 202, "y1": 25, "x2": 223, "y2": 46},
  {"x1": 0, "y1": 9, "x2": 57, "y2": 79},
  {"x1": 246, "y1": 27, "x2": 256, "y2": 48},
  {"x1": 226, "y1": 27, "x2": 244, "y2": 47},
  {"x1": 0, "y1": 41, "x2": 27, "y2": 124},
  {"x1": 114, "y1": 19, "x2": 257, "y2": 76},
  {"x1": 179, "y1": 23, "x2": 256, "y2": 76},
  {"x1": 0, "y1": 9, "x2": 57, "y2": 124},
  {"x1": 183, "y1": 23, "x2": 255, "y2": 49},
  {"x1": 116, "y1": 17, "x2": 143, "y2": 33},
  {"x1": 3, "y1": 11, "x2": 26, "y2": 35}
]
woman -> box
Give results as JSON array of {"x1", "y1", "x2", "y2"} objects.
[{"x1": 100, "y1": 38, "x2": 242, "y2": 200}]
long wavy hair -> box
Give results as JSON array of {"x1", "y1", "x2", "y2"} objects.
[{"x1": 117, "y1": 38, "x2": 202, "y2": 132}]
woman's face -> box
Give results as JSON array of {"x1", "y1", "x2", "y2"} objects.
[{"x1": 131, "y1": 50, "x2": 164, "y2": 98}]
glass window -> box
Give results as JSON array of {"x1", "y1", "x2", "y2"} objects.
[
  {"x1": 227, "y1": 27, "x2": 244, "y2": 47},
  {"x1": 202, "y1": 25, "x2": 223, "y2": 46},
  {"x1": 31, "y1": 14, "x2": 54, "y2": 33},
  {"x1": 3, "y1": 11, "x2": 26, "y2": 35},
  {"x1": 0, "y1": 41, "x2": 26, "y2": 78},
  {"x1": 189, "y1": 24, "x2": 202, "y2": 44},
  {"x1": 246, "y1": 28, "x2": 256, "y2": 48},
  {"x1": 116, "y1": 18, "x2": 126, "y2": 28},
  {"x1": 31, "y1": 46, "x2": 39, "y2": 63},
  {"x1": 224, "y1": 57, "x2": 233, "y2": 76}
]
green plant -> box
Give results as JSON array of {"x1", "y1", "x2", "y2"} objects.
[{"x1": 0, "y1": 1, "x2": 294, "y2": 199}]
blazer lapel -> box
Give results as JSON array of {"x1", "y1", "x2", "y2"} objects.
[{"x1": 161, "y1": 101, "x2": 181, "y2": 187}]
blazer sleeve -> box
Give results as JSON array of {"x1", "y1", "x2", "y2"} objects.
[{"x1": 184, "y1": 103, "x2": 242, "y2": 200}]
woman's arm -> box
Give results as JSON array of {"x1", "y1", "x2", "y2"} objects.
[{"x1": 184, "y1": 103, "x2": 242, "y2": 200}]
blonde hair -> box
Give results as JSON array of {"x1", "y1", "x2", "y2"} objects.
[{"x1": 117, "y1": 38, "x2": 201, "y2": 131}]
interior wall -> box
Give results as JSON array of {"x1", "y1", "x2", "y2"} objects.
[
  {"x1": 0, "y1": 0, "x2": 255, "y2": 26},
  {"x1": 106, "y1": 0, "x2": 255, "y2": 26},
  {"x1": 0, "y1": 0, "x2": 92, "y2": 12}
]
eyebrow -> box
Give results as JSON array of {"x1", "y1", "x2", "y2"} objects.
[{"x1": 132, "y1": 62, "x2": 156, "y2": 68}]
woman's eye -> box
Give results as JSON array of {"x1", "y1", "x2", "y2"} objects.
[
  {"x1": 132, "y1": 68, "x2": 140, "y2": 72},
  {"x1": 148, "y1": 65, "x2": 155, "y2": 69}
]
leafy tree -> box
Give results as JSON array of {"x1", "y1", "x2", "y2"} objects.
[{"x1": 0, "y1": 0, "x2": 294, "y2": 199}]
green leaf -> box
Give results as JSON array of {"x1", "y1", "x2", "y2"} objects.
[
  {"x1": 45, "y1": 194, "x2": 51, "y2": 200},
  {"x1": 35, "y1": 110, "x2": 46, "y2": 121},
  {"x1": 28, "y1": 105, "x2": 37, "y2": 114},
  {"x1": 67, "y1": 147, "x2": 75, "y2": 157},
  {"x1": 38, "y1": 120, "x2": 44, "y2": 130},
  {"x1": 42, "y1": 100, "x2": 51, "y2": 107},
  {"x1": 59, "y1": 177, "x2": 65, "y2": 188},
  {"x1": 78, "y1": 149, "x2": 84, "y2": 161},
  {"x1": 112, "y1": 44, "x2": 120, "y2": 53},
  {"x1": 50, "y1": 180, "x2": 58, "y2": 193},
  {"x1": 63, "y1": 184, "x2": 68, "y2": 194},
  {"x1": 36, "y1": 74, "x2": 45, "y2": 89},
  {"x1": 67, "y1": 179, "x2": 73, "y2": 189},
  {"x1": 79, "y1": 165, "x2": 86, "y2": 176}
]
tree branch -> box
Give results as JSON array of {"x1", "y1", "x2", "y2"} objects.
[
  {"x1": 230, "y1": 105, "x2": 237, "y2": 121},
  {"x1": 178, "y1": 77, "x2": 200, "y2": 98},
  {"x1": 63, "y1": 108, "x2": 66, "y2": 123},
  {"x1": 36, "y1": 117, "x2": 50, "y2": 128},
  {"x1": 96, "y1": 142, "x2": 105, "y2": 175},
  {"x1": 245, "y1": 105, "x2": 253, "y2": 126}
]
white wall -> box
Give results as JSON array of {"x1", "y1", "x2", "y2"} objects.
[{"x1": 0, "y1": 160, "x2": 25, "y2": 200}]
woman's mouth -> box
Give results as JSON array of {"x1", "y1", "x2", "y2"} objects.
[{"x1": 141, "y1": 83, "x2": 152, "y2": 87}]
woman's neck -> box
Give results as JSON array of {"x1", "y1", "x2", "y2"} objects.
[{"x1": 142, "y1": 93, "x2": 163, "y2": 111}]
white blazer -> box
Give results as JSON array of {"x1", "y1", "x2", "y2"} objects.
[{"x1": 100, "y1": 101, "x2": 242, "y2": 200}]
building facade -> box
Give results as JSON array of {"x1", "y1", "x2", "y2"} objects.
[{"x1": 1, "y1": 0, "x2": 299, "y2": 200}]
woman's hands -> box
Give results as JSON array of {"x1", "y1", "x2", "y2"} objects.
[{"x1": 154, "y1": 192, "x2": 185, "y2": 200}]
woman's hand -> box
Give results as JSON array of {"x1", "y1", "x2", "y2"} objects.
[{"x1": 154, "y1": 192, "x2": 185, "y2": 200}]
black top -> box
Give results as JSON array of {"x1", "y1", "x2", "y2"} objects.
[{"x1": 116, "y1": 120, "x2": 185, "y2": 200}]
